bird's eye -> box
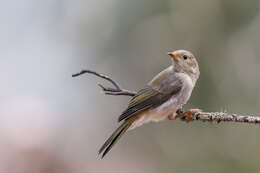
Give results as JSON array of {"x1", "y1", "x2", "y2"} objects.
[{"x1": 183, "y1": 55, "x2": 188, "y2": 60}]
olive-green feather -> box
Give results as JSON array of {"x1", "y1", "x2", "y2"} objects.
[
  {"x1": 99, "y1": 120, "x2": 132, "y2": 158},
  {"x1": 118, "y1": 66, "x2": 183, "y2": 122},
  {"x1": 99, "y1": 66, "x2": 184, "y2": 158}
]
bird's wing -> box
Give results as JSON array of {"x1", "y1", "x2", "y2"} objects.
[{"x1": 118, "y1": 68, "x2": 183, "y2": 122}]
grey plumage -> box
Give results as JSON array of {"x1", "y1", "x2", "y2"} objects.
[{"x1": 98, "y1": 50, "x2": 200, "y2": 158}]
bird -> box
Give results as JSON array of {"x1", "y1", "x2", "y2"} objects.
[{"x1": 99, "y1": 49, "x2": 200, "y2": 158}]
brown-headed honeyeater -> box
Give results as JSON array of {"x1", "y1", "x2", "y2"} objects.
[{"x1": 99, "y1": 50, "x2": 200, "y2": 158}]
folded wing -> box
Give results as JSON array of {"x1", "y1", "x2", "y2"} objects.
[{"x1": 118, "y1": 69, "x2": 183, "y2": 122}]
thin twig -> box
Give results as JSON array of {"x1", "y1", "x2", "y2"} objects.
[
  {"x1": 73, "y1": 69, "x2": 260, "y2": 125},
  {"x1": 72, "y1": 70, "x2": 137, "y2": 96}
]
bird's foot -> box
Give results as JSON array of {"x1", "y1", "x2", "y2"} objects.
[
  {"x1": 168, "y1": 114, "x2": 176, "y2": 120},
  {"x1": 179, "y1": 109, "x2": 202, "y2": 123},
  {"x1": 168, "y1": 108, "x2": 185, "y2": 120}
]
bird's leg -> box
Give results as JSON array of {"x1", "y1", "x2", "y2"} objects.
[
  {"x1": 168, "y1": 108, "x2": 184, "y2": 120},
  {"x1": 179, "y1": 109, "x2": 203, "y2": 123}
]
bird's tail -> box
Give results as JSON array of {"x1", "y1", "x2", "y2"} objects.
[{"x1": 99, "y1": 120, "x2": 132, "y2": 158}]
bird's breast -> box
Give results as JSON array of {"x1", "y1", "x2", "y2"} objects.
[{"x1": 176, "y1": 73, "x2": 194, "y2": 106}]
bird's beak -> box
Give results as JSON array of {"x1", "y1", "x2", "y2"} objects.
[{"x1": 168, "y1": 52, "x2": 180, "y2": 61}]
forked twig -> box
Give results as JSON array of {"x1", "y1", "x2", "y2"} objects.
[{"x1": 72, "y1": 70, "x2": 136, "y2": 96}]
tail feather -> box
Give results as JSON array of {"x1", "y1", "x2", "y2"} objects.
[{"x1": 99, "y1": 121, "x2": 131, "y2": 158}]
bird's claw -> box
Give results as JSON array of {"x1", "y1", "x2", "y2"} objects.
[{"x1": 178, "y1": 109, "x2": 202, "y2": 123}]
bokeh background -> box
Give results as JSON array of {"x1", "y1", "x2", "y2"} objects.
[{"x1": 1, "y1": 0, "x2": 260, "y2": 172}]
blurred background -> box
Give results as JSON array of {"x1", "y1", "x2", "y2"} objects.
[{"x1": 1, "y1": 0, "x2": 260, "y2": 172}]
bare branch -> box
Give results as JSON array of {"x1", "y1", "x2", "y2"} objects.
[
  {"x1": 73, "y1": 69, "x2": 260, "y2": 125},
  {"x1": 186, "y1": 112, "x2": 260, "y2": 124},
  {"x1": 72, "y1": 70, "x2": 137, "y2": 96}
]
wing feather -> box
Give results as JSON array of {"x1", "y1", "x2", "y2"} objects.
[
  {"x1": 118, "y1": 67, "x2": 183, "y2": 122},
  {"x1": 118, "y1": 85, "x2": 181, "y2": 122}
]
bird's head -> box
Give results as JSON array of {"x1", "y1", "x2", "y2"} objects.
[{"x1": 168, "y1": 50, "x2": 200, "y2": 79}]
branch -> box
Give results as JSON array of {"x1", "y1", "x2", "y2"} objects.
[
  {"x1": 184, "y1": 112, "x2": 260, "y2": 124},
  {"x1": 72, "y1": 69, "x2": 260, "y2": 125},
  {"x1": 72, "y1": 70, "x2": 136, "y2": 96}
]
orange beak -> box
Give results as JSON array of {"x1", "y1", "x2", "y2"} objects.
[{"x1": 168, "y1": 52, "x2": 180, "y2": 61}]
